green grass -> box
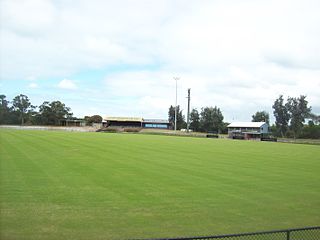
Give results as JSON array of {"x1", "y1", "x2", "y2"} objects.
[{"x1": 0, "y1": 129, "x2": 319, "y2": 240}]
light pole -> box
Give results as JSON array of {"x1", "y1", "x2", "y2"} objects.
[
  {"x1": 173, "y1": 77, "x2": 179, "y2": 131},
  {"x1": 187, "y1": 88, "x2": 191, "y2": 133}
]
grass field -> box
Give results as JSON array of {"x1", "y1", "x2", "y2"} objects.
[{"x1": 0, "y1": 129, "x2": 319, "y2": 240}]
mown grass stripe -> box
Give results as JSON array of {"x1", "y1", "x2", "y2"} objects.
[{"x1": 0, "y1": 129, "x2": 319, "y2": 239}]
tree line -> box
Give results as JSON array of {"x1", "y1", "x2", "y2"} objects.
[
  {"x1": 168, "y1": 95, "x2": 319, "y2": 139},
  {"x1": 1, "y1": 93, "x2": 319, "y2": 138},
  {"x1": 0, "y1": 94, "x2": 104, "y2": 126},
  {"x1": 168, "y1": 105, "x2": 227, "y2": 133},
  {"x1": 272, "y1": 95, "x2": 319, "y2": 138},
  {"x1": 0, "y1": 94, "x2": 74, "y2": 125}
]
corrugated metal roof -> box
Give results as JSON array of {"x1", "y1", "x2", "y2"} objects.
[
  {"x1": 227, "y1": 122, "x2": 267, "y2": 128},
  {"x1": 104, "y1": 116, "x2": 143, "y2": 122},
  {"x1": 143, "y1": 119, "x2": 169, "y2": 124},
  {"x1": 104, "y1": 117, "x2": 170, "y2": 123}
]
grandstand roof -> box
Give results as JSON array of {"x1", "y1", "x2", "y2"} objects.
[
  {"x1": 227, "y1": 122, "x2": 267, "y2": 128},
  {"x1": 143, "y1": 119, "x2": 169, "y2": 124},
  {"x1": 104, "y1": 116, "x2": 143, "y2": 122}
]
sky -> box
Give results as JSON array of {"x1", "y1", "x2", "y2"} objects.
[{"x1": 1, "y1": 0, "x2": 320, "y2": 123}]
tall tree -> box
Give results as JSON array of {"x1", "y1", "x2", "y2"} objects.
[
  {"x1": 168, "y1": 105, "x2": 175, "y2": 126},
  {"x1": 200, "y1": 106, "x2": 224, "y2": 133},
  {"x1": 38, "y1": 101, "x2": 72, "y2": 125},
  {"x1": 273, "y1": 95, "x2": 290, "y2": 137},
  {"x1": 12, "y1": 94, "x2": 34, "y2": 125},
  {"x1": 85, "y1": 115, "x2": 103, "y2": 125},
  {"x1": 190, "y1": 108, "x2": 200, "y2": 132},
  {"x1": 168, "y1": 105, "x2": 186, "y2": 130},
  {"x1": 37, "y1": 101, "x2": 51, "y2": 125},
  {"x1": 0, "y1": 95, "x2": 10, "y2": 124},
  {"x1": 50, "y1": 101, "x2": 72, "y2": 125},
  {"x1": 287, "y1": 95, "x2": 311, "y2": 138},
  {"x1": 252, "y1": 111, "x2": 270, "y2": 125}
]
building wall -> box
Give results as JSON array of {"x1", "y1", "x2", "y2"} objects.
[
  {"x1": 106, "y1": 120, "x2": 170, "y2": 129},
  {"x1": 228, "y1": 124, "x2": 269, "y2": 134},
  {"x1": 143, "y1": 123, "x2": 169, "y2": 129},
  {"x1": 60, "y1": 120, "x2": 86, "y2": 127},
  {"x1": 228, "y1": 124, "x2": 269, "y2": 139},
  {"x1": 260, "y1": 123, "x2": 269, "y2": 133},
  {"x1": 107, "y1": 121, "x2": 142, "y2": 128}
]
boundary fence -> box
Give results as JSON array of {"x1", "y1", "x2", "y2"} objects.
[{"x1": 132, "y1": 226, "x2": 320, "y2": 240}]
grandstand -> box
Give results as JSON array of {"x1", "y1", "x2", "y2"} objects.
[{"x1": 104, "y1": 117, "x2": 172, "y2": 129}]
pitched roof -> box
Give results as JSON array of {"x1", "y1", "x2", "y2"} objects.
[{"x1": 227, "y1": 122, "x2": 267, "y2": 128}]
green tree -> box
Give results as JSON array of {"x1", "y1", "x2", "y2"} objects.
[
  {"x1": 37, "y1": 101, "x2": 51, "y2": 125},
  {"x1": 168, "y1": 105, "x2": 175, "y2": 126},
  {"x1": 309, "y1": 113, "x2": 320, "y2": 125},
  {"x1": 252, "y1": 111, "x2": 270, "y2": 125},
  {"x1": 38, "y1": 101, "x2": 72, "y2": 125},
  {"x1": 189, "y1": 108, "x2": 200, "y2": 132},
  {"x1": 168, "y1": 105, "x2": 186, "y2": 130},
  {"x1": 12, "y1": 94, "x2": 34, "y2": 125},
  {"x1": 287, "y1": 95, "x2": 311, "y2": 138},
  {"x1": 85, "y1": 115, "x2": 103, "y2": 125},
  {"x1": 300, "y1": 123, "x2": 320, "y2": 139},
  {"x1": 273, "y1": 95, "x2": 290, "y2": 137},
  {"x1": 0, "y1": 95, "x2": 11, "y2": 124},
  {"x1": 200, "y1": 106, "x2": 224, "y2": 133},
  {"x1": 220, "y1": 122, "x2": 229, "y2": 134}
]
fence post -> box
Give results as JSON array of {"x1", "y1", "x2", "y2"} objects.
[{"x1": 286, "y1": 230, "x2": 290, "y2": 240}]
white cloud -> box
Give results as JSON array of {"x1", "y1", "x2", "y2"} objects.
[
  {"x1": 1, "y1": 0, "x2": 320, "y2": 119},
  {"x1": 103, "y1": 65, "x2": 320, "y2": 121},
  {"x1": 28, "y1": 82, "x2": 38, "y2": 89},
  {"x1": 1, "y1": 0, "x2": 56, "y2": 35},
  {"x1": 57, "y1": 79, "x2": 77, "y2": 90},
  {"x1": 26, "y1": 75, "x2": 37, "y2": 81}
]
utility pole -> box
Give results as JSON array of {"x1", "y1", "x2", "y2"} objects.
[
  {"x1": 173, "y1": 77, "x2": 179, "y2": 131},
  {"x1": 187, "y1": 88, "x2": 191, "y2": 132}
]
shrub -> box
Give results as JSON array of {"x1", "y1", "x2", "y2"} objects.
[
  {"x1": 123, "y1": 128, "x2": 141, "y2": 133},
  {"x1": 99, "y1": 127, "x2": 118, "y2": 133},
  {"x1": 300, "y1": 125, "x2": 320, "y2": 139}
]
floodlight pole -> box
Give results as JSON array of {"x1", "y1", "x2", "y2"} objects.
[
  {"x1": 174, "y1": 77, "x2": 179, "y2": 131},
  {"x1": 187, "y1": 88, "x2": 191, "y2": 133}
]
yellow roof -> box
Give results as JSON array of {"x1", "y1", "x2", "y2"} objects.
[{"x1": 104, "y1": 116, "x2": 143, "y2": 122}]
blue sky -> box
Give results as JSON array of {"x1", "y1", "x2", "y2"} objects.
[{"x1": 1, "y1": 0, "x2": 320, "y2": 122}]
